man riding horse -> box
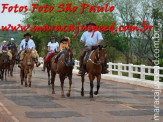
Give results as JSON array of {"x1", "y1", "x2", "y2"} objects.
[
  {"x1": 17, "y1": 33, "x2": 40, "y2": 67},
  {"x1": 55, "y1": 36, "x2": 71, "y2": 63},
  {"x1": 78, "y1": 22, "x2": 108, "y2": 75},
  {"x1": 0, "y1": 40, "x2": 12, "y2": 61},
  {"x1": 43, "y1": 36, "x2": 59, "y2": 64},
  {"x1": 7, "y1": 38, "x2": 16, "y2": 50}
]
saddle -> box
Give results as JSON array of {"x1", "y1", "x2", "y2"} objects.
[{"x1": 83, "y1": 46, "x2": 98, "y2": 65}]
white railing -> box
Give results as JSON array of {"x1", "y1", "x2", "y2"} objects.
[
  {"x1": 39, "y1": 58, "x2": 163, "y2": 88},
  {"x1": 74, "y1": 60, "x2": 163, "y2": 82}
]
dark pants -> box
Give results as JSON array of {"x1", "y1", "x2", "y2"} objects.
[
  {"x1": 55, "y1": 51, "x2": 64, "y2": 63},
  {"x1": 79, "y1": 46, "x2": 108, "y2": 73}
]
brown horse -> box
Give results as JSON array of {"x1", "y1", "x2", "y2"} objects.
[
  {"x1": 51, "y1": 48, "x2": 74, "y2": 97},
  {"x1": 20, "y1": 49, "x2": 35, "y2": 87},
  {"x1": 8, "y1": 46, "x2": 18, "y2": 76},
  {"x1": 0, "y1": 51, "x2": 10, "y2": 80},
  {"x1": 44, "y1": 52, "x2": 56, "y2": 85},
  {"x1": 81, "y1": 45, "x2": 107, "y2": 98}
]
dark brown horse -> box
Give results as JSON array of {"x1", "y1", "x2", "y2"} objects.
[
  {"x1": 20, "y1": 49, "x2": 35, "y2": 87},
  {"x1": 81, "y1": 45, "x2": 107, "y2": 98},
  {"x1": 0, "y1": 51, "x2": 10, "y2": 80},
  {"x1": 44, "y1": 52, "x2": 56, "y2": 86},
  {"x1": 51, "y1": 48, "x2": 74, "y2": 97},
  {"x1": 8, "y1": 46, "x2": 18, "y2": 76}
]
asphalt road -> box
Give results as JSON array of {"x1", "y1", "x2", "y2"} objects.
[{"x1": 0, "y1": 66, "x2": 162, "y2": 122}]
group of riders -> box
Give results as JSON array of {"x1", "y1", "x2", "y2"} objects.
[{"x1": 0, "y1": 22, "x2": 108, "y2": 75}]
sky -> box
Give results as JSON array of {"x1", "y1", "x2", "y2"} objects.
[{"x1": 0, "y1": 0, "x2": 30, "y2": 26}]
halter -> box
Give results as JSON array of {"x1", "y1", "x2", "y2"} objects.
[
  {"x1": 88, "y1": 49, "x2": 101, "y2": 65},
  {"x1": 62, "y1": 50, "x2": 74, "y2": 67}
]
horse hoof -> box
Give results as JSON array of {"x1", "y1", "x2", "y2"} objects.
[
  {"x1": 52, "y1": 91, "x2": 55, "y2": 94},
  {"x1": 81, "y1": 92, "x2": 84, "y2": 96},
  {"x1": 90, "y1": 95, "x2": 93, "y2": 98},
  {"x1": 29, "y1": 84, "x2": 31, "y2": 87},
  {"x1": 61, "y1": 95, "x2": 65, "y2": 98},
  {"x1": 25, "y1": 83, "x2": 27, "y2": 87},
  {"x1": 66, "y1": 93, "x2": 70, "y2": 97},
  {"x1": 48, "y1": 82, "x2": 51, "y2": 86},
  {"x1": 94, "y1": 91, "x2": 98, "y2": 95}
]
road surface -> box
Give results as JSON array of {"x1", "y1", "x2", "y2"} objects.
[{"x1": 0, "y1": 66, "x2": 162, "y2": 122}]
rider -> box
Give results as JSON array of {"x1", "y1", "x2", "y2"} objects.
[
  {"x1": 7, "y1": 38, "x2": 16, "y2": 50},
  {"x1": 43, "y1": 36, "x2": 59, "y2": 65},
  {"x1": 78, "y1": 22, "x2": 109, "y2": 75},
  {"x1": 17, "y1": 33, "x2": 40, "y2": 67},
  {"x1": 0, "y1": 40, "x2": 12, "y2": 60},
  {"x1": 55, "y1": 36, "x2": 71, "y2": 63}
]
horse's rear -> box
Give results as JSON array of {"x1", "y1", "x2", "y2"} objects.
[
  {"x1": 81, "y1": 45, "x2": 107, "y2": 98},
  {"x1": 0, "y1": 51, "x2": 10, "y2": 81},
  {"x1": 51, "y1": 49, "x2": 74, "y2": 97},
  {"x1": 20, "y1": 49, "x2": 35, "y2": 87},
  {"x1": 9, "y1": 46, "x2": 18, "y2": 76}
]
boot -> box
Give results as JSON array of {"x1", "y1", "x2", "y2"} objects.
[
  {"x1": 42, "y1": 62, "x2": 45, "y2": 71},
  {"x1": 35, "y1": 58, "x2": 41, "y2": 67},
  {"x1": 102, "y1": 64, "x2": 109, "y2": 74},
  {"x1": 18, "y1": 61, "x2": 22, "y2": 68},
  {"x1": 78, "y1": 67, "x2": 84, "y2": 76}
]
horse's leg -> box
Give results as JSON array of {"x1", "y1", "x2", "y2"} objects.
[
  {"x1": 10, "y1": 66, "x2": 13, "y2": 77},
  {"x1": 48, "y1": 68, "x2": 51, "y2": 85},
  {"x1": 94, "y1": 75, "x2": 101, "y2": 95},
  {"x1": 20, "y1": 69, "x2": 24, "y2": 85},
  {"x1": 66, "y1": 74, "x2": 72, "y2": 97},
  {"x1": 5, "y1": 69, "x2": 7, "y2": 81},
  {"x1": 51, "y1": 71, "x2": 56, "y2": 94},
  {"x1": 24, "y1": 70, "x2": 27, "y2": 87},
  {"x1": 81, "y1": 75, "x2": 85, "y2": 96},
  {"x1": 28, "y1": 69, "x2": 32, "y2": 87},
  {"x1": 2, "y1": 69, "x2": 4, "y2": 80},
  {"x1": 89, "y1": 74, "x2": 95, "y2": 98},
  {"x1": 60, "y1": 74, "x2": 65, "y2": 97}
]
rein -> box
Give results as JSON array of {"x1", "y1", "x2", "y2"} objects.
[
  {"x1": 62, "y1": 50, "x2": 74, "y2": 67},
  {"x1": 88, "y1": 49, "x2": 101, "y2": 65}
]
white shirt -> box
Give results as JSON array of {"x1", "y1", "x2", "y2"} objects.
[
  {"x1": 20, "y1": 39, "x2": 35, "y2": 51},
  {"x1": 80, "y1": 31, "x2": 103, "y2": 46},
  {"x1": 47, "y1": 42, "x2": 59, "y2": 52}
]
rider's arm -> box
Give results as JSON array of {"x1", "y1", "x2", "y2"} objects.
[
  {"x1": 19, "y1": 40, "x2": 23, "y2": 51},
  {"x1": 47, "y1": 46, "x2": 51, "y2": 52},
  {"x1": 96, "y1": 31, "x2": 103, "y2": 45},
  {"x1": 80, "y1": 32, "x2": 86, "y2": 44},
  {"x1": 95, "y1": 40, "x2": 102, "y2": 46},
  {"x1": 31, "y1": 40, "x2": 36, "y2": 49}
]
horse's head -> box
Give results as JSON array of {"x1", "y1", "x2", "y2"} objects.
[
  {"x1": 95, "y1": 45, "x2": 107, "y2": 64},
  {"x1": 64, "y1": 48, "x2": 73, "y2": 66},
  {"x1": 24, "y1": 49, "x2": 35, "y2": 66},
  {"x1": 10, "y1": 46, "x2": 18, "y2": 56},
  {"x1": 1, "y1": 52, "x2": 9, "y2": 64}
]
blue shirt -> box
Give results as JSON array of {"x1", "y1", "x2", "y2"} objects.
[
  {"x1": 80, "y1": 31, "x2": 103, "y2": 46},
  {"x1": 20, "y1": 39, "x2": 35, "y2": 51}
]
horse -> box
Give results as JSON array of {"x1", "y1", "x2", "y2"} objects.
[
  {"x1": 81, "y1": 45, "x2": 107, "y2": 98},
  {"x1": 43, "y1": 52, "x2": 56, "y2": 85},
  {"x1": 20, "y1": 49, "x2": 35, "y2": 87},
  {"x1": 8, "y1": 46, "x2": 18, "y2": 76},
  {"x1": 0, "y1": 51, "x2": 10, "y2": 80},
  {"x1": 51, "y1": 48, "x2": 74, "y2": 97}
]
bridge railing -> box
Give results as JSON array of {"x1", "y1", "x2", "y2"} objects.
[{"x1": 74, "y1": 60, "x2": 163, "y2": 82}]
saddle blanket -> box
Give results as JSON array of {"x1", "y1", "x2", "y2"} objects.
[{"x1": 43, "y1": 52, "x2": 56, "y2": 63}]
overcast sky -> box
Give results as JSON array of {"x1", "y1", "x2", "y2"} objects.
[{"x1": 0, "y1": 0, "x2": 30, "y2": 26}]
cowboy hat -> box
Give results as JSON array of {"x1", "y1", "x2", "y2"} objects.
[
  {"x1": 11, "y1": 38, "x2": 14, "y2": 40},
  {"x1": 24, "y1": 33, "x2": 32, "y2": 37},
  {"x1": 60, "y1": 36, "x2": 70, "y2": 43},
  {"x1": 86, "y1": 22, "x2": 96, "y2": 27}
]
